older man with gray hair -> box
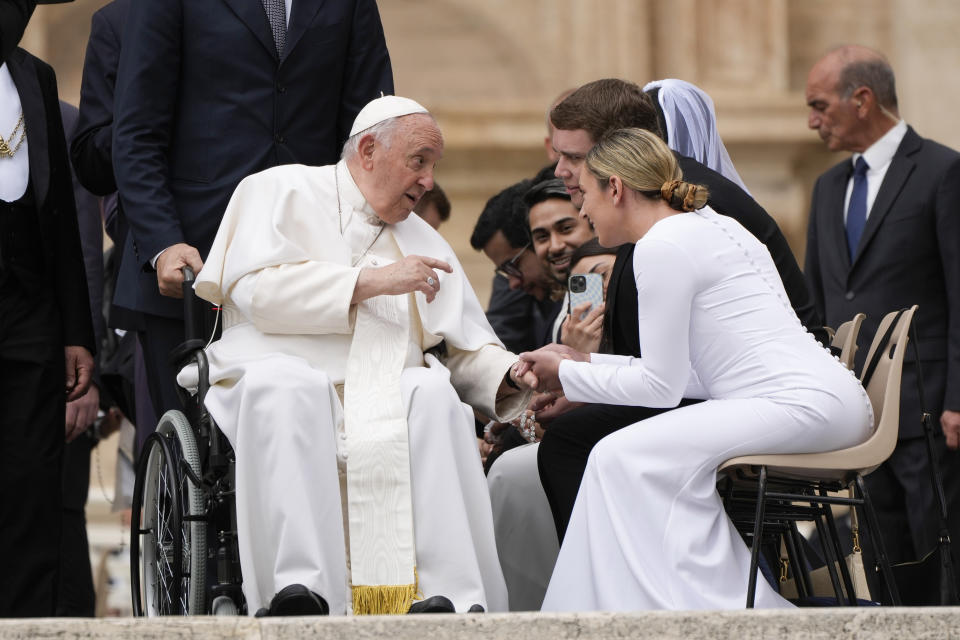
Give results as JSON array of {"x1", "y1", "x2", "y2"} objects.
[
  {"x1": 193, "y1": 96, "x2": 534, "y2": 617},
  {"x1": 805, "y1": 45, "x2": 960, "y2": 598}
]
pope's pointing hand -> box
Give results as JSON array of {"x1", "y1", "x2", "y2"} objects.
[{"x1": 359, "y1": 255, "x2": 453, "y2": 304}]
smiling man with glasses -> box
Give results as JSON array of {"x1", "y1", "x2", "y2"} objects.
[
  {"x1": 471, "y1": 180, "x2": 561, "y2": 354},
  {"x1": 473, "y1": 184, "x2": 555, "y2": 303},
  {"x1": 494, "y1": 241, "x2": 530, "y2": 281}
]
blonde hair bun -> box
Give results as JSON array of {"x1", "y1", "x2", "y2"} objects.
[
  {"x1": 661, "y1": 179, "x2": 708, "y2": 212},
  {"x1": 586, "y1": 128, "x2": 710, "y2": 212}
]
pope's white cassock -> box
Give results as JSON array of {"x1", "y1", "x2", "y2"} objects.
[{"x1": 191, "y1": 160, "x2": 529, "y2": 615}]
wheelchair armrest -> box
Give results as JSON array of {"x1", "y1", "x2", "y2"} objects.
[{"x1": 168, "y1": 338, "x2": 209, "y2": 369}]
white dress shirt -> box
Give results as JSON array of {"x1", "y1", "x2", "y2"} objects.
[
  {"x1": 843, "y1": 119, "x2": 908, "y2": 223},
  {"x1": 0, "y1": 62, "x2": 30, "y2": 203}
]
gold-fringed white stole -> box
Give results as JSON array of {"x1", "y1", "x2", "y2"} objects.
[{"x1": 343, "y1": 263, "x2": 418, "y2": 615}]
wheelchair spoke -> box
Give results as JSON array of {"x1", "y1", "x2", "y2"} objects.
[
  {"x1": 134, "y1": 412, "x2": 242, "y2": 617},
  {"x1": 180, "y1": 471, "x2": 192, "y2": 613},
  {"x1": 154, "y1": 451, "x2": 180, "y2": 614}
]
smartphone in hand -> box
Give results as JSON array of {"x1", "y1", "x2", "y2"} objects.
[{"x1": 568, "y1": 273, "x2": 604, "y2": 320}]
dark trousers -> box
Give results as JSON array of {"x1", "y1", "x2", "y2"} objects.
[
  {"x1": 0, "y1": 281, "x2": 65, "y2": 617},
  {"x1": 139, "y1": 304, "x2": 219, "y2": 432},
  {"x1": 139, "y1": 313, "x2": 188, "y2": 420},
  {"x1": 134, "y1": 335, "x2": 157, "y2": 456},
  {"x1": 56, "y1": 434, "x2": 96, "y2": 617},
  {"x1": 537, "y1": 399, "x2": 702, "y2": 541},
  {"x1": 860, "y1": 433, "x2": 960, "y2": 601}
]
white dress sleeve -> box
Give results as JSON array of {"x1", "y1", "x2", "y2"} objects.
[{"x1": 559, "y1": 237, "x2": 698, "y2": 408}]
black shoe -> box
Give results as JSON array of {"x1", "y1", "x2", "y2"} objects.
[
  {"x1": 407, "y1": 595, "x2": 455, "y2": 613},
  {"x1": 467, "y1": 604, "x2": 485, "y2": 613},
  {"x1": 267, "y1": 584, "x2": 330, "y2": 616}
]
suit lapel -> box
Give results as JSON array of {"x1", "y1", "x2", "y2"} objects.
[
  {"x1": 285, "y1": 0, "x2": 326, "y2": 62},
  {"x1": 7, "y1": 49, "x2": 49, "y2": 207},
  {"x1": 851, "y1": 128, "x2": 920, "y2": 270},
  {"x1": 825, "y1": 164, "x2": 852, "y2": 272},
  {"x1": 222, "y1": 0, "x2": 278, "y2": 61},
  {"x1": 605, "y1": 243, "x2": 631, "y2": 330}
]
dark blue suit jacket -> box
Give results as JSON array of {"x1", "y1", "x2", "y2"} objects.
[
  {"x1": 112, "y1": 0, "x2": 393, "y2": 318},
  {"x1": 71, "y1": 0, "x2": 127, "y2": 201},
  {"x1": 805, "y1": 126, "x2": 960, "y2": 439},
  {"x1": 60, "y1": 101, "x2": 105, "y2": 358},
  {"x1": 71, "y1": 0, "x2": 142, "y2": 332}
]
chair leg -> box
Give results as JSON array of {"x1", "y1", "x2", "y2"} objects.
[
  {"x1": 813, "y1": 509, "x2": 846, "y2": 603},
  {"x1": 746, "y1": 467, "x2": 767, "y2": 608},
  {"x1": 855, "y1": 474, "x2": 902, "y2": 605},
  {"x1": 785, "y1": 523, "x2": 812, "y2": 599},
  {"x1": 820, "y1": 490, "x2": 857, "y2": 605}
]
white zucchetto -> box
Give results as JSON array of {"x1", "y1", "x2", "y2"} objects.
[{"x1": 349, "y1": 95, "x2": 429, "y2": 137}]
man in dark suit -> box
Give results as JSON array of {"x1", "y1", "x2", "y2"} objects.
[
  {"x1": 537, "y1": 78, "x2": 823, "y2": 540},
  {"x1": 70, "y1": 0, "x2": 126, "y2": 200},
  {"x1": 72, "y1": 0, "x2": 163, "y2": 454},
  {"x1": 0, "y1": 0, "x2": 96, "y2": 616},
  {"x1": 804, "y1": 45, "x2": 960, "y2": 582},
  {"x1": 112, "y1": 0, "x2": 393, "y2": 417}
]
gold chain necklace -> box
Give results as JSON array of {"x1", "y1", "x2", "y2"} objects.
[
  {"x1": 0, "y1": 111, "x2": 26, "y2": 158},
  {"x1": 335, "y1": 166, "x2": 385, "y2": 267}
]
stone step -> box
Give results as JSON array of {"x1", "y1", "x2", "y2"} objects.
[{"x1": 3, "y1": 608, "x2": 960, "y2": 640}]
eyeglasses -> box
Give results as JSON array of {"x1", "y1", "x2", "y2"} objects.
[{"x1": 495, "y1": 243, "x2": 530, "y2": 280}]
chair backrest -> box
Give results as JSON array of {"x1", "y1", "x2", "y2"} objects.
[
  {"x1": 857, "y1": 305, "x2": 917, "y2": 474},
  {"x1": 832, "y1": 313, "x2": 866, "y2": 370},
  {"x1": 717, "y1": 307, "x2": 916, "y2": 480},
  {"x1": 822, "y1": 326, "x2": 836, "y2": 342}
]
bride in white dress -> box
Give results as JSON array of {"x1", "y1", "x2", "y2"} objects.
[{"x1": 519, "y1": 128, "x2": 873, "y2": 611}]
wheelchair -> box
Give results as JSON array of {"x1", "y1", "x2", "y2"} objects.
[{"x1": 130, "y1": 267, "x2": 245, "y2": 616}]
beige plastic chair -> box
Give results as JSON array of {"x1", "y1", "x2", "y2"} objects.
[
  {"x1": 719, "y1": 306, "x2": 916, "y2": 607},
  {"x1": 832, "y1": 313, "x2": 866, "y2": 371},
  {"x1": 821, "y1": 313, "x2": 867, "y2": 535}
]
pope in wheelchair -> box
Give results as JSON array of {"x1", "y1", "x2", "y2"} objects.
[{"x1": 186, "y1": 96, "x2": 535, "y2": 616}]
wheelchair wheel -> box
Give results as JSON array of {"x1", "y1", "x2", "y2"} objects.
[{"x1": 130, "y1": 410, "x2": 207, "y2": 616}]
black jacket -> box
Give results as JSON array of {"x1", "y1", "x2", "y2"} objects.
[{"x1": 5, "y1": 47, "x2": 95, "y2": 352}]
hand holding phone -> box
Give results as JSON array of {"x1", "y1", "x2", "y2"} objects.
[{"x1": 568, "y1": 273, "x2": 604, "y2": 320}]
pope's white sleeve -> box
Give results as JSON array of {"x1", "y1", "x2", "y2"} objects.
[
  {"x1": 228, "y1": 261, "x2": 362, "y2": 334},
  {"x1": 558, "y1": 238, "x2": 697, "y2": 407}
]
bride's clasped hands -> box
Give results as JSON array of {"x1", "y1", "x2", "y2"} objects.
[{"x1": 517, "y1": 343, "x2": 590, "y2": 393}]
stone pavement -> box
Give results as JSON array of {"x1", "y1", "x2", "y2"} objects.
[{"x1": 3, "y1": 608, "x2": 960, "y2": 640}]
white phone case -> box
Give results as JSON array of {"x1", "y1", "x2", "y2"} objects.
[{"x1": 568, "y1": 272, "x2": 604, "y2": 320}]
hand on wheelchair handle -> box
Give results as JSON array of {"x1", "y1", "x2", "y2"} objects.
[{"x1": 156, "y1": 243, "x2": 203, "y2": 298}]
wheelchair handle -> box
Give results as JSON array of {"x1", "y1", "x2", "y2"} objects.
[{"x1": 182, "y1": 265, "x2": 198, "y2": 339}]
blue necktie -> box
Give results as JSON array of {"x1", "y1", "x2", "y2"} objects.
[{"x1": 846, "y1": 156, "x2": 869, "y2": 259}]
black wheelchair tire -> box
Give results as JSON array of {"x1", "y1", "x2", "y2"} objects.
[{"x1": 130, "y1": 410, "x2": 207, "y2": 616}]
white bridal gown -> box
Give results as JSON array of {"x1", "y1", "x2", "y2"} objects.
[{"x1": 541, "y1": 206, "x2": 873, "y2": 611}]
